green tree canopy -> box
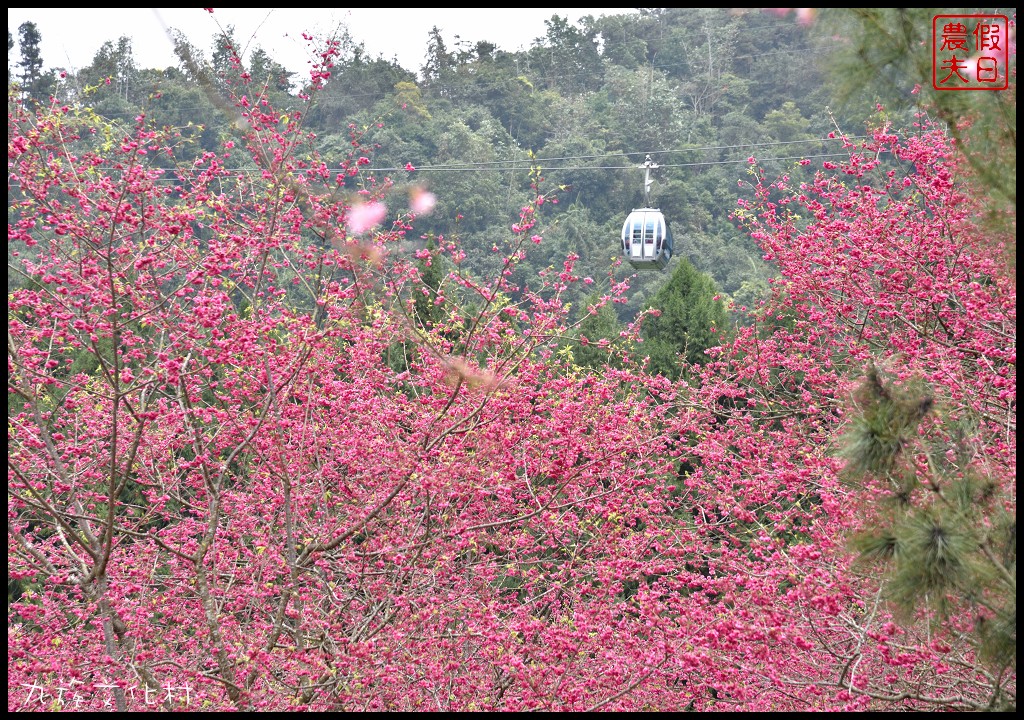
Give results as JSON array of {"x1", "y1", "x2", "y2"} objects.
[
  {"x1": 640, "y1": 257, "x2": 728, "y2": 379},
  {"x1": 16, "y1": 21, "x2": 55, "y2": 103}
]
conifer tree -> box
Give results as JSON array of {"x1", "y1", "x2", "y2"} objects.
[
  {"x1": 839, "y1": 366, "x2": 1016, "y2": 702},
  {"x1": 573, "y1": 293, "x2": 627, "y2": 371},
  {"x1": 413, "y1": 238, "x2": 447, "y2": 330},
  {"x1": 16, "y1": 21, "x2": 54, "y2": 104},
  {"x1": 640, "y1": 258, "x2": 727, "y2": 379}
]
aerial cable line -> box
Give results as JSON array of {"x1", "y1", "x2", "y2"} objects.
[
  {"x1": 387, "y1": 135, "x2": 868, "y2": 170},
  {"x1": 46, "y1": 149, "x2": 881, "y2": 181},
  {"x1": 367, "y1": 151, "x2": 877, "y2": 174},
  {"x1": 52, "y1": 134, "x2": 873, "y2": 175}
]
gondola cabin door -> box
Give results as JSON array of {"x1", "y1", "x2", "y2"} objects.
[{"x1": 622, "y1": 207, "x2": 672, "y2": 270}]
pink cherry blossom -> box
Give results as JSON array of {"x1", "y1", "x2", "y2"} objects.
[
  {"x1": 409, "y1": 186, "x2": 436, "y2": 215},
  {"x1": 6, "y1": 36, "x2": 1013, "y2": 714},
  {"x1": 346, "y1": 200, "x2": 387, "y2": 235},
  {"x1": 795, "y1": 8, "x2": 816, "y2": 25}
]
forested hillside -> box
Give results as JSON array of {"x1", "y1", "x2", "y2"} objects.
[
  {"x1": 9, "y1": 9, "x2": 855, "y2": 320},
  {"x1": 8, "y1": 7, "x2": 1015, "y2": 712}
]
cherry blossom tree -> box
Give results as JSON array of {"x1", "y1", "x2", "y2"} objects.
[
  {"x1": 7, "y1": 32, "x2": 682, "y2": 711},
  {"x1": 8, "y1": 25, "x2": 1014, "y2": 712},
  {"x1": 679, "y1": 119, "x2": 1016, "y2": 710}
]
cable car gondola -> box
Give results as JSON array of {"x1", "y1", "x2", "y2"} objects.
[
  {"x1": 620, "y1": 156, "x2": 673, "y2": 270},
  {"x1": 622, "y1": 207, "x2": 673, "y2": 270}
]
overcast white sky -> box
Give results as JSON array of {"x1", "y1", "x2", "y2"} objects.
[{"x1": 8, "y1": 8, "x2": 635, "y2": 79}]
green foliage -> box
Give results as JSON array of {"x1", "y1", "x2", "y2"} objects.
[
  {"x1": 572, "y1": 294, "x2": 628, "y2": 371},
  {"x1": 855, "y1": 509, "x2": 977, "y2": 617},
  {"x1": 76, "y1": 36, "x2": 138, "y2": 102},
  {"x1": 421, "y1": 26, "x2": 456, "y2": 84},
  {"x1": 305, "y1": 46, "x2": 416, "y2": 128},
  {"x1": 137, "y1": 69, "x2": 223, "y2": 156},
  {"x1": 7, "y1": 8, "x2": 851, "y2": 330},
  {"x1": 761, "y1": 100, "x2": 811, "y2": 143},
  {"x1": 529, "y1": 15, "x2": 603, "y2": 94},
  {"x1": 730, "y1": 9, "x2": 830, "y2": 119},
  {"x1": 15, "y1": 21, "x2": 56, "y2": 103},
  {"x1": 838, "y1": 367, "x2": 933, "y2": 479},
  {"x1": 413, "y1": 238, "x2": 448, "y2": 330},
  {"x1": 249, "y1": 47, "x2": 295, "y2": 95},
  {"x1": 639, "y1": 258, "x2": 728, "y2": 379},
  {"x1": 209, "y1": 25, "x2": 241, "y2": 90},
  {"x1": 10, "y1": 8, "x2": 874, "y2": 352},
  {"x1": 818, "y1": 7, "x2": 1016, "y2": 209},
  {"x1": 840, "y1": 368, "x2": 1016, "y2": 676}
]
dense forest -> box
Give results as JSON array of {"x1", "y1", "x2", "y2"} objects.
[
  {"x1": 8, "y1": 9, "x2": 875, "y2": 321},
  {"x1": 8, "y1": 7, "x2": 1016, "y2": 712}
]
